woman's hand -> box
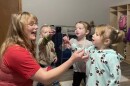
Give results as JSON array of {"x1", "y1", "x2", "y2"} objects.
[{"x1": 70, "y1": 49, "x2": 89, "y2": 62}]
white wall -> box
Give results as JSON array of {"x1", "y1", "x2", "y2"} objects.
[
  {"x1": 22, "y1": 0, "x2": 110, "y2": 26},
  {"x1": 22, "y1": 0, "x2": 130, "y2": 26}
]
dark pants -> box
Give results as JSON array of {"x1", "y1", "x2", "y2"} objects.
[{"x1": 72, "y1": 72, "x2": 86, "y2": 86}]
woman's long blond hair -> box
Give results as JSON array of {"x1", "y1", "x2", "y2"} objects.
[{"x1": 0, "y1": 12, "x2": 38, "y2": 58}]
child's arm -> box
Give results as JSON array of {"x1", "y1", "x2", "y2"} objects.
[
  {"x1": 62, "y1": 36, "x2": 71, "y2": 50},
  {"x1": 107, "y1": 54, "x2": 122, "y2": 86},
  {"x1": 41, "y1": 35, "x2": 51, "y2": 46}
]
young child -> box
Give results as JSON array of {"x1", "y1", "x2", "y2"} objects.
[
  {"x1": 85, "y1": 24, "x2": 124, "y2": 86},
  {"x1": 38, "y1": 25, "x2": 57, "y2": 67},
  {"x1": 37, "y1": 25, "x2": 60, "y2": 86},
  {"x1": 63, "y1": 21, "x2": 92, "y2": 86}
]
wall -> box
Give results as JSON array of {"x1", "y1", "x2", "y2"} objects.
[
  {"x1": 22, "y1": 0, "x2": 130, "y2": 26},
  {"x1": 22, "y1": 0, "x2": 112, "y2": 26}
]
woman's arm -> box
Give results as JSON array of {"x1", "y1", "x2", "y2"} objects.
[{"x1": 31, "y1": 49, "x2": 87, "y2": 85}]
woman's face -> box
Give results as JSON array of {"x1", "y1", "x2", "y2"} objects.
[{"x1": 24, "y1": 19, "x2": 38, "y2": 40}]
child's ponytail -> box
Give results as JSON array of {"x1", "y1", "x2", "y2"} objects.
[{"x1": 111, "y1": 29, "x2": 125, "y2": 46}]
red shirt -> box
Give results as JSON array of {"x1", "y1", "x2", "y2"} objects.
[{"x1": 0, "y1": 45, "x2": 40, "y2": 86}]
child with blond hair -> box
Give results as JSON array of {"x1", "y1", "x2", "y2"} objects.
[
  {"x1": 63, "y1": 21, "x2": 92, "y2": 86},
  {"x1": 38, "y1": 25, "x2": 57, "y2": 67},
  {"x1": 37, "y1": 25, "x2": 60, "y2": 86},
  {"x1": 85, "y1": 24, "x2": 124, "y2": 86}
]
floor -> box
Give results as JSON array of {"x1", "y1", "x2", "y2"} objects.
[
  {"x1": 33, "y1": 61, "x2": 130, "y2": 86},
  {"x1": 120, "y1": 61, "x2": 130, "y2": 86}
]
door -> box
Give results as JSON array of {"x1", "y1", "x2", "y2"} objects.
[{"x1": 0, "y1": 0, "x2": 22, "y2": 46}]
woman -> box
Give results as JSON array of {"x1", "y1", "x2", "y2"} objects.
[{"x1": 0, "y1": 12, "x2": 87, "y2": 86}]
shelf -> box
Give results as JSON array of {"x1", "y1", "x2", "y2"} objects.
[
  {"x1": 110, "y1": 6, "x2": 117, "y2": 12},
  {"x1": 118, "y1": 11, "x2": 127, "y2": 15},
  {"x1": 110, "y1": 11, "x2": 117, "y2": 15},
  {"x1": 128, "y1": 11, "x2": 130, "y2": 15},
  {"x1": 110, "y1": 10, "x2": 117, "y2": 13},
  {"x1": 110, "y1": 4, "x2": 130, "y2": 59},
  {"x1": 128, "y1": 4, "x2": 130, "y2": 10},
  {"x1": 118, "y1": 9, "x2": 127, "y2": 12},
  {"x1": 118, "y1": 5, "x2": 127, "y2": 11},
  {"x1": 127, "y1": 14, "x2": 130, "y2": 29}
]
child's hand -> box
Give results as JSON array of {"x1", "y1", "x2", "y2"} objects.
[
  {"x1": 53, "y1": 57, "x2": 58, "y2": 63},
  {"x1": 63, "y1": 36, "x2": 70, "y2": 44},
  {"x1": 63, "y1": 36, "x2": 71, "y2": 49}
]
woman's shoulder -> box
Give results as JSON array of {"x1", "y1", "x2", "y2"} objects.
[
  {"x1": 4, "y1": 44, "x2": 32, "y2": 62},
  {"x1": 6, "y1": 44, "x2": 30, "y2": 55},
  {"x1": 7, "y1": 44, "x2": 25, "y2": 50}
]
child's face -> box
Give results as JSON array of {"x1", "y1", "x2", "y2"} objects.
[
  {"x1": 92, "y1": 31, "x2": 104, "y2": 49},
  {"x1": 75, "y1": 23, "x2": 88, "y2": 38},
  {"x1": 40, "y1": 27, "x2": 52, "y2": 38},
  {"x1": 50, "y1": 28, "x2": 56, "y2": 36}
]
